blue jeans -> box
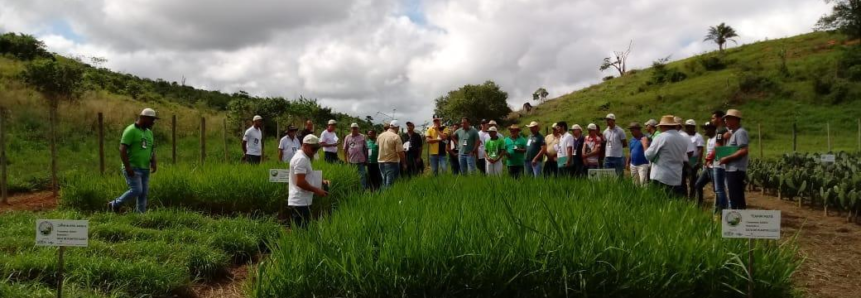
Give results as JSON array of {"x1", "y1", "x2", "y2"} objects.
[
  {"x1": 111, "y1": 167, "x2": 150, "y2": 213},
  {"x1": 429, "y1": 155, "x2": 447, "y2": 176},
  {"x1": 525, "y1": 160, "x2": 543, "y2": 177},
  {"x1": 604, "y1": 157, "x2": 625, "y2": 177},
  {"x1": 352, "y1": 163, "x2": 367, "y2": 189},
  {"x1": 459, "y1": 154, "x2": 477, "y2": 174},
  {"x1": 379, "y1": 162, "x2": 400, "y2": 189},
  {"x1": 712, "y1": 167, "x2": 729, "y2": 214}
]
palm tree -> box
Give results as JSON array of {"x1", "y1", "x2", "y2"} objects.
[{"x1": 704, "y1": 23, "x2": 739, "y2": 52}]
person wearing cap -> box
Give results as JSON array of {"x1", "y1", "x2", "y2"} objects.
[
  {"x1": 543, "y1": 122, "x2": 561, "y2": 177},
  {"x1": 694, "y1": 121, "x2": 719, "y2": 207},
  {"x1": 425, "y1": 115, "x2": 448, "y2": 176},
  {"x1": 720, "y1": 109, "x2": 749, "y2": 210},
  {"x1": 288, "y1": 134, "x2": 330, "y2": 228},
  {"x1": 570, "y1": 124, "x2": 586, "y2": 177},
  {"x1": 475, "y1": 119, "x2": 490, "y2": 174},
  {"x1": 673, "y1": 116, "x2": 696, "y2": 196},
  {"x1": 684, "y1": 119, "x2": 705, "y2": 198},
  {"x1": 504, "y1": 125, "x2": 528, "y2": 178},
  {"x1": 523, "y1": 121, "x2": 546, "y2": 177},
  {"x1": 627, "y1": 122, "x2": 650, "y2": 186},
  {"x1": 446, "y1": 123, "x2": 461, "y2": 174},
  {"x1": 554, "y1": 122, "x2": 574, "y2": 176},
  {"x1": 278, "y1": 125, "x2": 301, "y2": 163},
  {"x1": 320, "y1": 120, "x2": 340, "y2": 163},
  {"x1": 644, "y1": 119, "x2": 658, "y2": 139},
  {"x1": 366, "y1": 130, "x2": 382, "y2": 190},
  {"x1": 378, "y1": 120, "x2": 406, "y2": 188},
  {"x1": 644, "y1": 115, "x2": 690, "y2": 196},
  {"x1": 453, "y1": 117, "x2": 481, "y2": 174},
  {"x1": 583, "y1": 123, "x2": 603, "y2": 170},
  {"x1": 404, "y1": 121, "x2": 424, "y2": 177},
  {"x1": 242, "y1": 115, "x2": 264, "y2": 164},
  {"x1": 108, "y1": 108, "x2": 159, "y2": 213},
  {"x1": 344, "y1": 123, "x2": 369, "y2": 189},
  {"x1": 603, "y1": 113, "x2": 628, "y2": 177},
  {"x1": 483, "y1": 126, "x2": 506, "y2": 175}
]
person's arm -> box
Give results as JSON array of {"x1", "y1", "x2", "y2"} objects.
[
  {"x1": 119, "y1": 144, "x2": 134, "y2": 177},
  {"x1": 295, "y1": 173, "x2": 328, "y2": 197},
  {"x1": 644, "y1": 137, "x2": 661, "y2": 162},
  {"x1": 721, "y1": 147, "x2": 749, "y2": 164},
  {"x1": 472, "y1": 134, "x2": 480, "y2": 156},
  {"x1": 427, "y1": 129, "x2": 440, "y2": 144},
  {"x1": 533, "y1": 144, "x2": 546, "y2": 165},
  {"x1": 566, "y1": 144, "x2": 573, "y2": 167},
  {"x1": 242, "y1": 141, "x2": 248, "y2": 155},
  {"x1": 620, "y1": 131, "x2": 628, "y2": 148},
  {"x1": 416, "y1": 137, "x2": 424, "y2": 163},
  {"x1": 696, "y1": 146, "x2": 704, "y2": 166},
  {"x1": 151, "y1": 151, "x2": 158, "y2": 173},
  {"x1": 641, "y1": 136, "x2": 649, "y2": 150}
]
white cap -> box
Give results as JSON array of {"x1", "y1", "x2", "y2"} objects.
[
  {"x1": 488, "y1": 126, "x2": 498, "y2": 132},
  {"x1": 605, "y1": 113, "x2": 616, "y2": 120},
  {"x1": 140, "y1": 108, "x2": 158, "y2": 119},
  {"x1": 526, "y1": 121, "x2": 539, "y2": 128},
  {"x1": 645, "y1": 119, "x2": 658, "y2": 126},
  {"x1": 572, "y1": 124, "x2": 583, "y2": 131},
  {"x1": 302, "y1": 134, "x2": 320, "y2": 145},
  {"x1": 350, "y1": 123, "x2": 359, "y2": 128},
  {"x1": 685, "y1": 119, "x2": 696, "y2": 126},
  {"x1": 252, "y1": 115, "x2": 263, "y2": 121},
  {"x1": 587, "y1": 123, "x2": 597, "y2": 130},
  {"x1": 488, "y1": 120, "x2": 497, "y2": 125},
  {"x1": 389, "y1": 120, "x2": 400, "y2": 127},
  {"x1": 327, "y1": 119, "x2": 337, "y2": 125}
]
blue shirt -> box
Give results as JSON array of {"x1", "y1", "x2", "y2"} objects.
[{"x1": 629, "y1": 136, "x2": 648, "y2": 166}]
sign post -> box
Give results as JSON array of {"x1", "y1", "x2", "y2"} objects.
[
  {"x1": 721, "y1": 210, "x2": 781, "y2": 298},
  {"x1": 36, "y1": 219, "x2": 89, "y2": 298}
]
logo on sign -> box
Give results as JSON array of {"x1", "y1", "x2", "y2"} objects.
[
  {"x1": 725, "y1": 211, "x2": 742, "y2": 227},
  {"x1": 38, "y1": 222, "x2": 53, "y2": 236}
]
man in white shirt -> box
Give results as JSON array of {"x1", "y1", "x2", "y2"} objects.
[
  {"x1": 477, "y1": 119, "x2": 490, "y2": 175},
  {"x1": 644, "y1": 116, "x2": 689, "y2": 197},
  {"x1": 603, "y1": 113, "x2": 628, "y2": 177},
  {"x1": 320, "y1": 119, "x2": 340, "y2": 163},
  {"x1": 684, "y1": 119, "x2": 705, "y2": 198},
  {"x1": 288, "y1": 134, "x2": 330, "y2": 229},
  {"x1": 242, "y1": 115, "x2": 264, "y2": 164},
  {"x1": 555, "y1": 122, "x2": 575, "y2": 175},
  {"x1": 278, "y1": 125, "x2": 301, "y2": 163}
]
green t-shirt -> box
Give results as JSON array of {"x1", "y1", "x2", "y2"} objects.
[
  {"x1": 366, "y1": 140, "x2": 379, "y2": 163},
  {"x1": 120, "y1": 123, "x2": 154, "y2": 169},
  {"x1": 525, "y1": 133, "x2": 545, "y2": 162},
  {"x1": 504, "y1": 135, "x2": 528, "y2": 166},
  {"x1": 454, "y1": 127, "x2": 480, "y2": 154},
  {"x1": 485, "y1": 137, "x2": 505, "y2": 160}
]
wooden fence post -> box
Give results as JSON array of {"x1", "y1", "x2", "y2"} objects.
[
  {"x1": 758, "y1": 123, "x2": 763, "y2": 159},
  {"x1": 827, "y1": 122, "x2": 832, "y2": 152},
  {"x1": 200, "y1": 117, "x2": 206, "y2": 164},
  {"x1": 223, "y1": 118, "x2": 229, "y2": 162},
  {"x1": 0, "y1": 108, "x2": 7, "y2": 205},
  {"x1": 49, "y1": 99, "x2": 59, "y2": 198},
  {"x1": 98, "y1": 113, "x2": 105, "y2": 175},
  {"x1": 792, "y1": 122, "x2": 797, "y2": 152},
  {"x1": 857, "y1": 118, "x2": 860, "y2": 152},
  {"x1": 171, "y1": 115, "x2": 177, "y2": 164}
]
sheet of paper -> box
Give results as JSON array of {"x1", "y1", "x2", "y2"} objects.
[{"x1": 307, "y1": 170, "x2": 323, "y2": 189}]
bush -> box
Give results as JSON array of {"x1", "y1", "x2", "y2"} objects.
[
  {"x1": 602, "y1": 75, "x2": 614, "y2": 81},
  {"x1": 738, "y1": 72, "x2": 777, "y2": 93},
  {"x1": 698, "y1": 55, "x2": 727, "y2": 71}
]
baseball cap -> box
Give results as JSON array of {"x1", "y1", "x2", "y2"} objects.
[
  {"x1": 488, "y1": 126, "x2": 498, "y2": 132},
  {"x1": 645, "y1": 119, "x2": 658, "y2": 127},
  {"x1": 327, "y1": 120, "x2": 337, "y2": 125},
  {"x1": 572, "y1": 124, "x2": 583, "y2": 131},
  {"x1": 287, "y1": 125, "x2": 298, "y2": 131},
  {"x1": 685, "y1": 119, "x2": 696, "y2": 126},
  {"x1": 303, "y1": 134, "x2": 320, "y2": 145},
  {"x1": 587, "y1": 123, "x2": 597, "y2": 130},
  {"x1": 350, "y1": 123, "x2": 359, "y2": 128},
  {"x1": 389, "y1": 120, "x2": 401, "y2": 127},
  {"x1": 252, "y1": 115, "x2": 263, "y2": 121},
  {"x1": 140, "y1": 108, "x2": 159, "y2": 119},
  {"x1": 605, "y1": 113, "x2": 616, "y2": 120}
]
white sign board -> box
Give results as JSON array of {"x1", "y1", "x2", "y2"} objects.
[
  {"x1": 588, "y1": 169, "x2": 617, "y2": 180},
  {"x1": 820, "y1": 154, "x2": 836, "y2": 163},
  {"x1": 721, "y1": 210, "x2": 781, "y2": 240},
  {"x1": 269, "y1": 169, "x2": 290, "y2": 183},
  {"x1": 35, "y1": 219, "x2": 89, "y2": 247}
]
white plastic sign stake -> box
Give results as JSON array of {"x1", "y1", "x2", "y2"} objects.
[
  {"x1": 269, "y1": 169, "x2": 290, "y2": 183},
  {"x1": 820, "y1": 154, "x2": 836, "y2": 163},
  {"x1": 721, "y1": 210, "x2": 781, "y2": 240},
  {"x1": 587, "y1": 169, "x2": 617, "y2": 180},
  {"x1": 36, "y1": 219, "x2": 89, "y2": 247}
]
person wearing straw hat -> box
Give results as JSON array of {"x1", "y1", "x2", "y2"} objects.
[
  {"x1": 108, "y1": 108, "x2": 159, "y2": 213},
  {"x1": 242, "y1": 115, "x2": 264, "y2": 164},
  {"x1": 583, "y1": 123, "x2": 603, "y2": 170},
  {"x1": 603, "y1": 113, "x2": 628, "y2": 177},
  {"x1": 684, "y1": 119, "x2": 705, "y2": 199},
  {"x1": 719, "y1": 109, "x2": 749, "y2": 210},
  {"x1": 644, "y1": 115, "x2": 689, "y2": 196},
  {"x1": 425, "y1": 115, "x2": 448, "y2": 176},
  {"x1": 288, "y1": 134, "x2": 330, "y2": 229},
  {"x1": 504, "y1": 125, "x2": 528, "y2": 179},
  {"x1": 673, "y1": 116, "x2": 695, "y2": 196},
  {"x1": 627, "y1": 122, "x2": 650, "y2": 186},
  {"x1": 484, "y1": 126, "x2": 506, "y2": 176},
  {"x1": 344, "y1": 123, "x2": 369, "y2": 189},
  {"x1": 453, "y1": 117, "x2": 481, "y2": 174},
  {"x1": 525, "y1": 121, "x2": 546, "y2": 178},
  {"x1": 278, "y1": 125, "x2": 301, "y2": 163},
  {"x1": 377, "y1": 120, "x2": 406, "y2": 189},
  {"x1": 543, "y1": 122, "x2": 561, "y2": 177},
  {"x1": 320, "y1": 119, "x2": 340, "y2": 163}
]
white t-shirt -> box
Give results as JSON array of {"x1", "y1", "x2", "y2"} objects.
[
  {"x1": 278, "y1": 135, "x2": 301, "y2": 163},
  {"x1": 556, "y1": 133, "x2": 574, "y2": 159},
  {"x1": 288, "y1": 150, "x2": 314, "y2": 206},
  {"x1": 706, "y1": 137, "x2": 716, "y2": 168},
  {"x1": 478, "y1": 130, "x2": 490, "y2": 159},
  {"x1": 320, "y1": 130, "x2": 339, "y2": 153},
  {"x1": 243, "y1": 127, "x2": 262, "y2": 156},
  {"x1": 603, "y1": 126, "x2": 627, "y2": 158},
  {"x1": 689, "y1": 133, "x2": 705, "y2": 157}
]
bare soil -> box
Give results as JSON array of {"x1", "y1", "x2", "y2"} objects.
[
  {"x1": 192, "y1": 264, "x2": 251, "y2": 298},
  {"x1": 0, "y1": 191, "x2": 56, "y2": 212}
]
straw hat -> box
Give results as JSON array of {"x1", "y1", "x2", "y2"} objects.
[
  {"x1": 508, "y1": 124, "x2": 521, "y2": 130},
  {"x1": 724, "y1": 109, "x2": 743, "y2": 119},
  {"x1": 571, "y1": 124, "x2": 583, "y2": 131},
  {"x1": 488, "y1": 126, "x2": 498, "y2": 132},
  {"x1": 526, "y1": 121, "x2": 539, "y2": 128},
  {"x1": 658, "y1": 115, "x2": 678, "y2": 127}
]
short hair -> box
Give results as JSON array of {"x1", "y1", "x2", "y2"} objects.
[
  {"x1": 556, "y1": 121, "x2": 568, "y2": 132},
  {"x1": 367, "y1": 130, "x2": 376, "y2": 134},
  {"x1": 712, "y1": 110, "x2": 725, "y2": 118},
  {"x1": 406, "y1": 121, "x2": 414, "y2": 126},
  {"x1": 461, "y1": 117, "x2": 470, "y2": 123}
]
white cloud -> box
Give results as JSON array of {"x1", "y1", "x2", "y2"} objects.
[{"x1": 0, "y1": 0, "x2": 832, "y2": 124}]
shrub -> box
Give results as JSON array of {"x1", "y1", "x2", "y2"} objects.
[
  {"x1": 698, "y1": 55, "x2": 727, "y2": 71},
  {"x1": 602, "y1": 75, "x2": 614, "y2": 81}
]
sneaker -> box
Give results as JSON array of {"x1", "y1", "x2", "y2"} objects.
[{"x1": 107, "y1": 202, "x2": 119, "y2": 213}]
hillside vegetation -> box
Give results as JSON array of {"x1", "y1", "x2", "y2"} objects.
[{"x1": 518, "y1": 31, "x2": 861, "y2": 157}]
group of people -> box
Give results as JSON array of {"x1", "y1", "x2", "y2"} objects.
[{"x1": 107, "y1": 107, "x2": 750, "y2": 227}]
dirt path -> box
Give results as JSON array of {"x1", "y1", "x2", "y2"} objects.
[
  {"x1": 0, "y1": 191, "x2": 56, "y2": 212},
  {"x1": 192, "y1": 264, "x2": 251, "y2": 298}
]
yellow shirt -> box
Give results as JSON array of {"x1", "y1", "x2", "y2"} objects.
[
  {"x1": 377, "y1": 129, "x2": 404, "y2": 163},
  {"x1": 426, "y1": 126, "x2": 446, "y2": 155},
  {"x1": 545, "y1": 134, "x2": 560, "y2": 158}
]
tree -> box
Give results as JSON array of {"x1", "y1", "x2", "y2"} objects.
[
  {"x1": 816, "y1": 0, "x2": 861, "y2": 39},
  {"x1": 433, "y1": 81, "x2": 511, "y2": 124},
  {"x1": 0, "y1": 32, "x2": 52, "y2": 60},
  {"x1": 704, "y1": 23, "x2": 739, "y2": 52},
  {"x1": 599, "y1": 40, "x2": 633, "y2": 77},
  {"x1": 532, "y1": 87, "x2": 549, "y2": 103},
  {"x1": 22, "y1": 58, "x2": 88, "y2": 197}
]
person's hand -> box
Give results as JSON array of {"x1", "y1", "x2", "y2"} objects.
[
  {"x1": 532, "y1": 160, "x2": 538, "y2": 167},
  {"x1": 314, "y1": 188, "x2": 329, "y2": 197},
  {"x1": 151, "y1": 163, "x2": 158, "y2": 174},
  {"x1": 125, "y1": 168, "x2": 135, "y2": 177},
  {"x1": 719, "y1": 157, "x2": 729, "y2": 165},
  {"x1": 241, "y1": 155, "x2": 247, "y2": 162},
  {"x1": 323, "y1": 180, "x2": 330, "y2": 185}
]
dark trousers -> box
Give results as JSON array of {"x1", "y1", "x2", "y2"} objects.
[
  {"x1": 688, "y1": 164, "x2": 700, "y2": 198},
  {"x1": 726, "y1": 171, "x2": 747, "y2": 209},
  {"x1": 324, "y1": 152, "x2": 338, "y2": 163},
  {"x1": 681, "y1": 165, "x2": 690, "y2": 198},
  {"x1": 449, "y1": 153, "x2": 461, "y2": 174},
  {"x1": 367, "y1": 163, "x2": 382, "y2": 191},
  {"x1": 544, "y1": 160, "x2": 558, "y2": 177},
  {"x1": 694, "y1": 167, "x2": 712, "y2": 206},
  {"x1": 405, "y1": 154, "x2": 424, "y2": 177},
  {"x1": 245, "y1": 154, "x2": 261, "y2": 164},
  {"x1": 289, "y1": 206, "x2": 311, "y2": 229},
  {"x1": 508, "y1": 166, "x2": 524, "y2": 179},
  {"x1": 477, "y1": 158, "x2": 486, "y2": 174},
  {"x1": 571, "y1": 158, "x2": 586, "y2": 177},
  {"x1": 652, "y1": 181, "x2": 685, "y2": 197}
]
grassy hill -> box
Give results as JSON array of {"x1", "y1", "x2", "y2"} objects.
[{"x1": 517, "y1": 31, "x2": 861, "y2": 157}]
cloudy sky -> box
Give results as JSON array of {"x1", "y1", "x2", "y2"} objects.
[{"x1": 0, "y1": 0, "x2": 831, "y2": 124}]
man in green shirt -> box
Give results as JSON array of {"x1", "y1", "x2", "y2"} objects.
[
  {"x1": 505, "y1": 125, "x2": 527, "y2": 179},
  {"x1": 109, "y1": 108, "x2": 158, "y2": 213},
  {"x1": 484, "y1": 126, "x2": 506, "y2": 176},
  {"x1": 366, "y1": 130, "x2": 382, "y2": 190},
  {"x1": 453, "y1": 117, "x2": 481, "y2": 174}
]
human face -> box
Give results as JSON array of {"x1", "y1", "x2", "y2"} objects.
[
  {"x1": 139, "y1": 116, "x2": 156, "y2": 129},
  {"x1": 351, "y1": 127, "x2": 359, "y2": 135},
  {"x1": 573, "y1": 129, "x2": 582, "y2": 137},
  {"x1": 302, "y1": 143, "x2": 321, "y2": 156},
  {"x1": 588, "y1": 129, "x2": 597, "y2": 136},
  {"x1": 606, "y1": 119, "x2": 615, "y2": 128},
  {"x1": 529, "y1": 126, "x2": 539, "y2": 134},
  {"x1": 481, "y1": 123, "x2": 489, "y2": 131},
  {"x1": 288, "y1": 130, "x2": 296, "y2": 137},
  {"x1": 461, "y1": 119, "x2": 470, "y2": 129},
  {"x1": 407, "y1": 124, "x2": 415, "y2": 132},
  {"x1": 711, "y1": 114, "x2": 723, "y2": 127},
  {"x1": 724, "y1": 117, "x2": 741, "y2": 130},
  {"x1": 433, "y1": 119, "x2": 441, "y2": 127},
  {"x1": 327, "y1": 124, "x2": 336, "y2": 132},
  {"x1": 685, "y1": 125, "x2": 696, "y2": 135},
  {"x1": 630, "y1": 128, "x2": 641, "y2": 137},
  {"x1": 489, "y1": 131, "x2": 498, "y2": 138},
  {"x1": 253, "y1": 119, "x2": 263, "y2": 128},
  {"x1": 368, "y1": 130, "x2": 377, "y2": 140},
  {"x1": 305, "y1": 121, "x2": 314, "y2": 130},
  {"x1": 509, "y1": 129, "x2": 519, "y2": 137}
]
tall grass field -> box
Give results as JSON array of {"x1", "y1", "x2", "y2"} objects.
[{"x1": 251, "y1": 176, "x2": 800, "y2": 298}]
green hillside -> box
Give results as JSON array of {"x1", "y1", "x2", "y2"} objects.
[{"x1": 517, "y1": 31, "x2": 861, "y2": 157}]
